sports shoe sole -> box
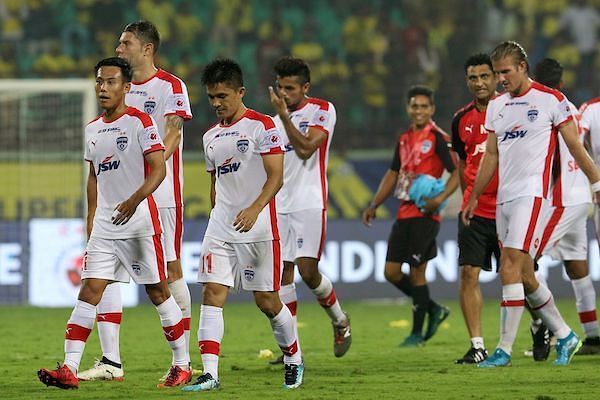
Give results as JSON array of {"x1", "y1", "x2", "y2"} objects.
[{"x1": 38, "y1": 369, "x2": 78, "y2": 389}]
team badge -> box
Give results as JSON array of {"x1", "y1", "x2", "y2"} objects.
[
  {"x1": 131, "y1": 262, "x2": 141, "y2": 276},
  {"x1": 144, "y1": 100, "x2": 156, "y2": 114},
  {"x1": 116, "y1": 136, "x2": 128, "y2": 151},
  {"x1": 527, "y1": 109, "x2": 539, "y2": 122},
  {"x1": 244, "y1": 269, "x2": 255, "y2": 281},
  {"x1": 237, "y1": 139, "x2": 249, "y2": 153},
  {"x1": 420, "y1": 140, "x2": 432, "y2": 153},
  {"x1": 297, "y1": 238, "x2": 303, "y2": 248}
]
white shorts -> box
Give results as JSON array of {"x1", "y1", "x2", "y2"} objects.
[
  {"x1": 536, "y1": 203, "x2": 590, "y2": 260},
  {"x1": 159, "y1": 207, "x2": 183, "y2": 262},
  {"x1": 496, "y1": 196, "x2": 552, "y2": 256},
  {"x1": 82, "y1": 235, "x2": 167, "y2": 284},
  {"x1": 197, "y1": 236, "x2": 282, "y2": 292},
  {"x1": 279, "y1": 209, "x2": 327, "y2": 262}
]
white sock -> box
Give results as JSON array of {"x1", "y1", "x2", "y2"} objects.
[
  {"x1": 279, "y1": 283, "x2": 299, "y2": 348},
  {"x1": 198, "y1": 305, "x2": 223, "y2": 381},
  {"x1": 571, "y1": 275, "x2": 599, "y2": 338},
  {"x1": 64, "y1": 300, "x2": 96, "y2": 372},
  {"x1": 168, "y1": 278, "x2": 192, "y2": 364},
  {"x1": 527, "y1": 283, "x2": 571, "y2": 339},
  {"x1": 311, "y1": 275, "x2": 346, "y2": 325},
  {"x1": 96, "y1": 283, "x2": 122, "y2": 365},
  {"x1": 471, "y1": 337, "x2": 485, "y2": 350},
  {"x1": 269, "y1": 306, "x2": 302, "y2": 365},
  {"x1": 497, "y1": 283, "x2": 525, "y2": 355},
  {"x1": 155, "y1": 296, "x2": 187, "y2": 368}
]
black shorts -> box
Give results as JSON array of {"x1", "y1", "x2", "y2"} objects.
[
  {"x1": 386, "y1": 217, "x2": 440, "y2": 266},
  {"x1": 458, "y1": 212, "x2": 500, "y2": 272}
]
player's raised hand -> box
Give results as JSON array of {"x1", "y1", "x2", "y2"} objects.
[
  {"x1": 268, "y1": 86, "x2": 287, "y2": 117},
  {"x1": 233, "y1": 205, "x2": 261, "y2": 232},
  {"x1": 112, "y1": 198, "x2": 140, "y2": 225}
]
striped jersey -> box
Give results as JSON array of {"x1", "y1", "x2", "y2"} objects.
[
  {"x1": 84, "y1": 107, "x2": 164, "y2": 239},
  {"x1": 125, "y1": 69, "x2": 192, "y2": 208}
]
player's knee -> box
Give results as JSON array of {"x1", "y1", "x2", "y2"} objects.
[
  {"x1": 254, "y1": 292, "x2": 281, "y2": 317},
  {"x1": 298, "y1": 263, "x2": 320, "y2": 287},
  {"x1": 384, "y1": 265, "x2": 401, "y2": 283},
  {"x1": 166, "y1": 260, "x2": 183, "y2": 282},
  {"x1": 145, "y1": 281, "x2": 170, "y2": 305},
  {"x1": 460, "y1": 266, "x2": 480, "y2": 287}
]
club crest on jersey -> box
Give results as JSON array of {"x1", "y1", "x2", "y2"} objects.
[
  {"x1": 116, "y1": 136, "x2": 128, "y2": 151},
  {"x1": 244, "y1": 268, "x2": 255, "y2": 281},
  {"x1": 420, "y1": 140, "x2": 432, "y2": 153},
  {"x1": 237, "y1": 139, "x2": 249, "y2": 153},
  {"x1": 527, "y1": 108, "x2": 539, "y2": 122},
  {"x1": 144, "y1": 100, "x2": 156, "y2": 114}
]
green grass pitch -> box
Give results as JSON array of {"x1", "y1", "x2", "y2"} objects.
[{"x1": 1, "y1": 299, "x2": 599, "y2": 399}]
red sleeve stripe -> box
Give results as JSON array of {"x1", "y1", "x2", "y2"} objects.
[
  {"x1": 556, "y1": 114, "x2": 574, "y2": 129},
  {"x1": 144, "y1": 143, "x2": 165, "y2": 155},
  {"x1": 165, "y1": 110, "x2": 192, "y2": 120},
  {"x1": 308, "y1": 97, "x2": 330, "y2": 110},
  {"x1": 308, "y1": 125, "x2": 329, "y2": 135},
  {"x1": 580, "y1": 97, "x2": 600, "y2": 113},
  {"x1": 125, "y1": 107, "x2": 154, "y2": 128},
  {"x1": 245, "y1": 109, "x2": 276, "y2": 130},
  {"x1": 156, "y1": 69, "x2": 184, "y2": 94},
  {"x1": 532, "y1": 81, "x2": 566, "y2": 101},
  {"x1": 260, "y1": 147, "x2": 284, "y2": 155}
]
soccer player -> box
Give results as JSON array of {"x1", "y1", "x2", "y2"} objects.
[
  {"x1": 182, "y1": 59, "x2": 303, "y2": 392},
  {"x1": 267, "y1": 56, "x2": 351, "y2": 364},
  {"x1": 463, "y1": 41, "x2": 600, "y2": 367},
  {"x1": 451, "y1": 53, "x2": 499, "y2": 364},
  {"x1": 38, "y1": 57, "x2": 189, "y2": 389},
  {"x1": 362, "y1": 85, "x2": 458, "y2": 347},
  {"x1": 78, "y1": 21, "x2": 193, "y2": 383}
]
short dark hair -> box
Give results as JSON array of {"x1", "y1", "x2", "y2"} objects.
[
  {"x1": 534, "y1": 58, "x2": 563, "y2": 89},
  {"x1": 201, "y1": 58, "x2": 244, "y2": 89},
  {"x1": 407, "y1": 85, "x2": 434, "y2": 105},
  {"x1": 274, "y1": 56, "x2": 311, "y2": 85},
  {"x1": 464, "y1": 53, "x2": 493, "y2": 73},
  {"x1": 94, "y1": 57, "x2": 133, "y2": 82},
  {"x1": 123, "y1": 20, "x2": 160, "y2": 54},
  {"x1": 490, "y1": 40, "x2": 529, "y2": 72}
]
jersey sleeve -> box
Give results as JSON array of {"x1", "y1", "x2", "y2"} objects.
[
  {"x1": 308, "y1": 102, "x2": 336, "y2": 135},
  {"x1": 256, "y1": 120, "x2": 284, "y2": 155},
  {"x1": 484, "y1": 100, "x2": 496, "y2": 133},
  {"x1": 451, "y1": 113, "x2": 467, "y2": 160},
  {"x1": 165, "y1": 81, "x2": 193, "y2": 120},
  {"x1": 551, "y1": 95, "x2": 574, "y2": 127},
  {"x1": 138, "y1": 116, "x2": 165, "y2": 155},
  {"x1": 390, "y1": 141, "x2": 400, "y2": 171},
  {"x1": 579, "y1": 104, "x2": 592, "y2": 133},
  {"x1": 83, "y1": 127, "x2": 93, "y2": 162},
  {"x1": 434, "y1": 131, "x2": 457, "y2": 172}
]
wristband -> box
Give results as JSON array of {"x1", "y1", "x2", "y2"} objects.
[{"x1": 592, "y1": 181, "x2": 600, "y2": 193}]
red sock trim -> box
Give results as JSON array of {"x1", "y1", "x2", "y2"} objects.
[
  {"x1": 97, "y1": 312, "x2": 122, "y2": 324},
  {"x1": 318, "y1": 289, "x2": 337, "y2": 308},
  {"x1": 279, "y1": 341, "x2": 298, "y2": 357},
  {"x1": 199, "y1": 340, "x2": 220, "y2": 355},
  {"x1": 65, "y1": 323, "x2": 92, "y2": 342},
  {"x1": 580, "y1": 310, "x2": 598, "y2": 324},
  {"x1": 531, "y1": 297, "x2": 552, "y2": 311},
  {"x1": 500, "y1": 299, "x2": 525, "y2": 307},
  {"x1": 162, "y1": 319, "x2": 185, "y2": 341},
  {"x1": 286, "y1": 301, "x2": 298, "y2": 316},
  {"x1": 182, "y1": 317, "x2": 191, "y2": 331}
]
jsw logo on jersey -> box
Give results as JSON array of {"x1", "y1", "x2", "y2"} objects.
[
  {"x1": 501, "y1": 126, "x2": 528, "y2": 142},
  {"x1": 97, "y1": 155, "x2": 120, "y2": 175},
  {"x1": 217, "y1": 157, "x2": 241, "y2": 177}
]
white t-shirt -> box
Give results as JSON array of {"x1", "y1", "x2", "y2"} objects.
[
  {"x1": 484, "y1": 80, "x2": 573, "y2": 204},
  {"x1": 203, "y1": 109, "x2": 284, "y2": 243},
  {"x1": 553, "y1": 101, "x2": 592, "y2": 207},
  {"x1": 125, "y1": 69, "x2": 192, "y2": 208},
  {"x1": 273, "y1": 97, "x2": 336, "y2": 213},
  {"x1": 84, "y1": 107, "x2": 165, "y2": 239}
]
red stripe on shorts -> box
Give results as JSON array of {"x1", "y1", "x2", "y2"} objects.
[
  {"x1": 272, "y1": 240, "x2": 281, "y2": 291},
  {"x1": 317, "y1": 209, "x2": 327, "y2": 259},
  {"x1": 523, "y1": 197, "x2": 543, "y2": 252},
  {"x1": 535, "y1": 207, "x2": 564, "y2": 257},
  {"x1": 153, "y1": 234, "x2": 166, "y2": 281}
]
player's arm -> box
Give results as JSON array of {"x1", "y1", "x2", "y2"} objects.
[
  {"x1": 269, "y1": 86, "x2": 326, "y2": 160},
  {"x1": 233, "y1": 153, "x2": 284, "y2": 232},
  {"x1": 462, "y1": 132, "x2": 498, "y2": 224},
  {"x1": 112, "y1": 149, "x2": 166, "y2": 225},
  {"x1": 559, "y1": 119, "x2": 600, "y2": 202},
  {"x1": 209, "y1": 171, "x2": 216, "y2": 209},
  {"x1": 458, "y1": 159, "x2": 467, "y2": 192},
  {"x1": 450, "y1": 114, "x2": 468, "y2": 192},
  {"x1": 163, "y1": 115, "x2": 184, "y2": 160},
  {"x1": 422, "y1": 134, "x2": 459, "y2": 214},
  {"x1": 86, "y1": 162, "x2": 97, "y2": 239},
  {"x1": 362, "y1": 143, "x2": 399, "y2": 226}
]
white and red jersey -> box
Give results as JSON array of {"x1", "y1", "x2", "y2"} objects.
[
  {"x1": 552, "y1": 100, "x2": 592, "y2": 207},
  {"x1": 84, "y1": 107, "x2": 165, "y2": 239},
  {"x1": 580, "y1": 97, "x2": 600, "y2": 166},
  {"x1": 484, "y1": 80, "x2": 573, "y2": 204},
  {"x1": 125, "y1": 68, "x2": 192, "y2": 208},
  {"x1": 273, "y1": 97, "x2": 336, "y2": 213},
  {"x1": 203, "y1": 109, "x2": 284, "y2": 243}
]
